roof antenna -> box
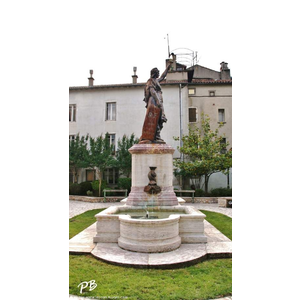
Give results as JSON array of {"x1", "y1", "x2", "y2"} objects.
[{"x1": 165, "y1": 34, "x2": 170, "y2": 57}]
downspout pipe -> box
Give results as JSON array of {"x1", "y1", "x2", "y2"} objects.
[{"x1": 179, "y1": 83, "x2": 183, "y2": 161}]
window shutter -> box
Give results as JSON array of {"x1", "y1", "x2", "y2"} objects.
[
  {"x1": 86, "y1": 170, "x2": 95, "y2": 182},
  {"x1": 189, "y1": 108, "x2": 197, "y2": 122}
]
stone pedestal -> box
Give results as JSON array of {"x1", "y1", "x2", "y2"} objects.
[{"x1": 126, "y1": 144, "x2": 178, "y2": 206}]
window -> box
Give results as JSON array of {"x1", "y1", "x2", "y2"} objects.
[
  {"x1": 103, "y1": 168, "x2": 119, "y2": 185},
  {"x1": 86, "y1": 169, "x2": 95, "y2": 182},
  {"x1": 107, "y1": 133, "x2": 116, "y2": 154},
  {"x1": 106, "y1": 102, "x2": 116, "y2": 121},
  {"x1": 220, "y1": 138, "x2": 227, "y2": 154},
  {"x1": 189, "y1": 107, "x2": 197, "y2": 123},
  {"x1": 69, "y1": 135, "x2": 76, "y2": 142},
  {"x1": 218, "y1": 109, "x2": 225, "y2": 122},
  {"x1": 188, "y1": 88, "x2": 196, "y2": 95},
  {"x1": 69, "y1": 171, "x2": 78, "y2": 183},
  {"x1": 209, "y1": 91, "x2": 215, "y2": 97},
  {"x1": 69, "y1": 104, "x2": 76, "y2": 122}
]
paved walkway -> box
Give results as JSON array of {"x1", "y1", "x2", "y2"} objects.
[
  {"x1": 69, "y1": 200, "x2": 232, "y2": 219},
  {"x1": 69, "y1": 200, "x2": 121, "y2": 218}
]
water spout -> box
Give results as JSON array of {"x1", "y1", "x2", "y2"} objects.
[{"x1": 143, "y1": 208, "x2": 149, "y2": 219}]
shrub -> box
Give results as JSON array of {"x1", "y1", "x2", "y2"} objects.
[
  {"x1": 195, "y1": 189, "x2": 205, "y2": 197},
  {"x1": 210, "y1": 187, "x2": 232, "y2": 197},
  {"x1": 79, "y1": 181, "x2": 92, "y2": 195},
  {"x1": 69, "y1": 183, "x2": 82, "y2": 195},
  {"x1": 91, "y1": 180, "x2": 99, "y2": 191},
  {"x1": 86, "y1": 190, "x2": 93, "y2": 196},
  {"x1": 91, "y1": 180, "x2": 108, "y2": 194},
  {"x1": 118, "y1": 178, "x2": 131, "y2": 192}
]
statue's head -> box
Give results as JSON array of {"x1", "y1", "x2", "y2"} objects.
[{"x1": 150, "y1": 68, "x2": 159, "y2": 78}]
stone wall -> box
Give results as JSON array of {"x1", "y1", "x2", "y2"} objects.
[
  {"x1": 69, "y1": 195, "x2": 123, "y2": 203},
  {"x1": 69, "y1": 195, "x2": 218, "y2": 204},
  {"x1": 182, "y1": 197, "x2": 218, "y2": 204}
]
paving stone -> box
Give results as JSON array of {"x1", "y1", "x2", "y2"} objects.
[
  {"x1": 92, "y1": 242, "x2": 149, "y2": 266},
  {"x1": 148, "y1": 243, "x2": 207, "y2": 265},
  {"x1": 183, "y1": 202, "x2": 232, "y2": 218},
  {"x1": 69, "y1": 223, "x2": 97, "y2": 253}
]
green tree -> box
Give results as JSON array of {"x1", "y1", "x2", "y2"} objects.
[
  {"x1": 115, "y1": 134, "x2": 139, "y2": 178},
  {"x1": 174, "y1": 113, "x2": 232, "y2": 193},
  {"x1": 69, "y1": 134, "x2": 89, "y2": 183},
  {"x1": 88, "y1": 133, "x2": 115, "y2": 196}
]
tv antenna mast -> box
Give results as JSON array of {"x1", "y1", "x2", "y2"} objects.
[{"x1": 165, "y1": 34, "x2": 171, "y2": 57}]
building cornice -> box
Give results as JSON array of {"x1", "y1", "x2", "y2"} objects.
[{"x1": 69, "y1": 79, "x2": 232, "y2": 91}]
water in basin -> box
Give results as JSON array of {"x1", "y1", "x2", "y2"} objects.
[{"x1": 115, "y1": 210, "x2": 187, "y2": 220}]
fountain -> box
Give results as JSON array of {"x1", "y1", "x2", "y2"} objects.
[
  {"x1": 93, "y1": 143, "x2": 207, "y2": 253},
  {"x1": 93, "y1": 60, "x2": 207, "y2": 254}
]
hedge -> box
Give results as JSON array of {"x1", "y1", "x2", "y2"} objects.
[
  {"x1": 210, "y1": 188, "x2": 232, "y2": 197},
  {"x1": 69, "y1": 181, "x2": 92, "y2": 196},
  {"x1": 118, "y1": 178, "x2": 131, "y2": 193}
]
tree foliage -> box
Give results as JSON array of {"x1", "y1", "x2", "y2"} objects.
[
  {"x1": 115, "y1": 134, "x2": 139, "y2": 178},
  {"x1": 69, "y1": 134, "x2": 89, "y2": 183},
  {"x1": 174, "y1": 113, "x2": 232, "y2": 193},
  {"x1": 88, "y1": 133, "x2": 115, "y2": 196},
  {"x1": 69, "y1": 133, "x2": 139, "y2": 196}
]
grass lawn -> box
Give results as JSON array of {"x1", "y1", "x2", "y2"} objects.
[
  {"x1": 69, "y1": 208, "x2": 232, "y2": 300},
  {"x1": 69, "y1": 208, "x2": 104, "y2": 239},
  {"x1": 200, "y1": 210, "x2": 232, "y2": 240}
]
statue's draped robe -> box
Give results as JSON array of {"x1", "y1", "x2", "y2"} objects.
[{"x1": 140, "y1": 78, "x2": 163, "y2": 141}]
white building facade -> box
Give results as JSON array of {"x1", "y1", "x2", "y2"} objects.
[{"x1": 69, "y1": 59, "x2": 232, "y2": 191}]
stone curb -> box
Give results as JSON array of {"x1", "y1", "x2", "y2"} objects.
[{"x1": 69, "y1": 195, "x2": 219, "y2": 204}]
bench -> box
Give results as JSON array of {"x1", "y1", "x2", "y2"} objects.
[
  {"x1": 218, "y1": 197, "x2": 232, "y2": 208},
  {"x1": 103, "y1": 189, "x2": 128, "y2": 202},
  {"x1": 174, "y1": 190, "x2": 195, "y2": 203}
]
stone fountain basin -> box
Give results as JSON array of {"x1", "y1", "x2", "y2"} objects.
[{"x1": 93, "y1": 205, "x2": 207, "y2": 253}]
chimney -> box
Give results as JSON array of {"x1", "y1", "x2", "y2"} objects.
[
  {"x1": 220, "y1": 62, "x2": 231, "y2": 80},
  {"x1": 132, "y1": 66, "x2": 138, "y2": 84},
  {"x1": 166, "y1": 53, "x2": 176, "y2": 71},
  {"x1": 88, "y1": 70, "x2": 94, "y2": 86}
]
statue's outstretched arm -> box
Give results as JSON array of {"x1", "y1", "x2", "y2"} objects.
[{"x1": 158, "y1": 61, "x2": 172, "y2": 82}]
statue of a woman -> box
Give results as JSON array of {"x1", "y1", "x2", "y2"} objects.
[{"x1": 139, "y1": 61, "x2": 172, "y2": 144}]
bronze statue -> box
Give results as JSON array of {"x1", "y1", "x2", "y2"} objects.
[{"x1": 139, "y1": 61, "x2": 172, "y2": 144}]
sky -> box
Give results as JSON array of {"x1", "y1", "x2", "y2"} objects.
[{"x1": 67, "y1": 0, "x2": 236, "y2": 86}]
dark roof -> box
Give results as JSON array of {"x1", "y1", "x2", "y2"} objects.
[
  {"x1": 69, "y1": 82, "x2": 145, "y2": 90},
  {"x1": 187, "y1": 64, "x2": 220, "y2": 73},
  {"x1": 69, "y1": 79, "x2": 232, "y2": 91},
  {"x1": 161, "y1": 79, "x2": 232, "y2": 84}
]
